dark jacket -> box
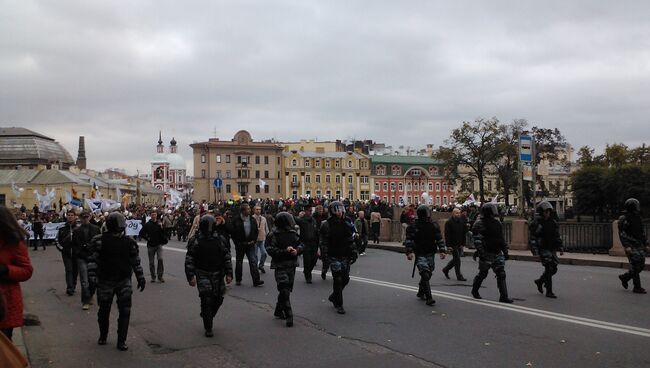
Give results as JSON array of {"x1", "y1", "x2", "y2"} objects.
[
  {"x1": 405, "y1": 219, "x2": 445, "y2": 255},
  {"x1": 531, "y1": 217, "x2": 563, "y2": 252},
  {"x1": 88, "y1": 233, "x2": 145, "y2": 284},
  {"x1": 72, "y1": 223, "x2": 101, "y2": 259},
  {"x1": 319, "y1": 217, "x2": 357, "y2": 259},
  {"x1": 230, "y1": 215, "x2": 259, "y2": 245},
  {"x1": 445, "y1": 217, "x2": 467, "y2": 248},
  {"x1": 139, "y1": 220, "x2": 166, "y2": 247},
  {"x1": 472, "y1": 216, "x2": 507, "y2": 255},
  {"x1": 185, "y1": 233, "x2": 233, "y2": 279},
  {"x1": 265, "y1": 229, "x2": 304, "y2": 268},
  {"x1": 618, "y1": 213, "x2": 648, "y2": 249},
  {"x1": 295, "y1": 215, "x2": 319, "y2": 246},
  {"x1": 56, "y1": 222, "x2": 78, "y2": 256}
]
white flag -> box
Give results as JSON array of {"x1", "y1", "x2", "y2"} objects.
[
  {"x1": 258, "y1": 178, "x2": 267, "y2": 188},
  {"x1": 11, "y1": 181, "x2": 23, "y2": 197},
  {"x1": 116, "y1": 187, "x2": 122, "y2": 201},
  {"x1": 491, "y1": 194, "x2": 499, "y2": 203}
]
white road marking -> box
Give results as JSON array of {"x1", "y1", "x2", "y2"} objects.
[{"x1": 147, "y1": 244, "x2": 650, "y2": 338}]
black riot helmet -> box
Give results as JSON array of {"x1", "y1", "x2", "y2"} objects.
[
  {"x1": 199, "y1": 214, "x2": 217, "y2": 237},
  {"x1": 275, "y1": 211, "x2": 296, "y2": 231},
  {"x1": 329, "y1": 201, "x2": 345, "y2": 218},
  {"x1": 416, "y1": 205, "x2": 431, "y2": 221},
  {"x1": 481, "y1": 203, "x2": 499, "y2": 218},
  {"x1": 624, "y1": 198, "x2": 641, "y2": 214},
  {"x1": 536, "y1": 201, "x2": 554, "y2": 215},
  {"x1": 106, "y1": 212, "x2": 127, "y2": 233}
]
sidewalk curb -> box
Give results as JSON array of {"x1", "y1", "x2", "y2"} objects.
[{"x1": 367, "y1": 244, "x2": 646, "y2": 270}]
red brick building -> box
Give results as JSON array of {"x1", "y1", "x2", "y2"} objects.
[{"x1": 370, "y1": 155, "x2": 455, "y2": 206}]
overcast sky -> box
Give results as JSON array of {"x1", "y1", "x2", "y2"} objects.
[{"x1": 2, "y1": 1, "x2": 649, "y2": 176}]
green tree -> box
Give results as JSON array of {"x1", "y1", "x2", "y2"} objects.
[
  {"x1": 604, "y1": 143, "x2": 629, "y2": 168},
  {"x1": 494, "y1": 119, "x2": 527, "y2": 207},
  {"x1": 436, "y1": 117, "x2": 502, "y2": 202}
]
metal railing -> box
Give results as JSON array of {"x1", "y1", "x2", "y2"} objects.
[
  {"x1": 559, "y1": 222, "x2": 612, "y2": 254},
  {"x1": 502, "y1": 222, "x2": 512, "y2": 245}
]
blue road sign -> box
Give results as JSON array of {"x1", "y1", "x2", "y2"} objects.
[
  {"x1": 213, "y1": 177, "x2": 223, "y2": 188},
  {"x1": 519, "y1": 135, "x2": 532, "y2": 162}
]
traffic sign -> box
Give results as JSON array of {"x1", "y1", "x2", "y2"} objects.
[
  {"x1": 519, "y1": 135, "x2": 533, "y2": 162},
  {"x1": 213, "y1": 177, "x2": 223, "y2": 188}
]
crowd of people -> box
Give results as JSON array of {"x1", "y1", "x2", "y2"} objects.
[{"x1": 0, "y1": 195, "x2": 646, "y2": 355}]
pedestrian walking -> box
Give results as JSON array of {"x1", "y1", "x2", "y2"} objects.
[
  {"x1": 295, "y1": 205, "x2": 319, "y2": 283},
  {"x1": 320, "y1": 201, "x2": 358, "y2": 314},
  {"x1": 370, "y1": 211, "x2": 381, "y2": 244},
  {"x1": 530, "y1": 201, "x2": 564, "y2": 298},
  {"x1": 253, "y1": 205, "x2": 269, "y2": 274},
  {"x1": 617, "y1": 198, "x2": 649, "y2": 294},
  {"x1": 405, "y1": 205, "x2": 446, "y2": 306},
  {"x1": 354, "y1": 211, "x2": 369, "y2": 256},
  {"x1": 88, "y1": 212, "x2": 146, "y2": 351},
  {"x1": 73, "y1": 211, "x2": 101, "y2": 310},
  {"x1": 139, "y1": 211, "x2": 167, "y2": 283},
  {"x1": 442, "y1": 208, "x2": 468, "y2": 281},
  {"x1": 185, "y1": 215, "x2": 233, "y2": 337},
  {"x1": 0, "y1": 206, "x2": 34, "y2": 341},
  {"x1": 266, "y1": 212, "x2": 303, "y2": 327},
  {"x1": 231, "y1": 204, "x2": 264, "y2": 287},
  {"x1": 471, "y1": 203, "x2": 513, "y2": 303},
  {"x1": 56, "y1": 211, "x2": 79, "y2": 295}
]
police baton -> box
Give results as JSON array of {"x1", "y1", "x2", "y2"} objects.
[{"x1": 411, "y1": 257, "x2": 417, "y2": 278}]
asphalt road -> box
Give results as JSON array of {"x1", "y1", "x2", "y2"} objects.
[{"x1": 21, "y1": 239, "x2": 650, "y2": 368}]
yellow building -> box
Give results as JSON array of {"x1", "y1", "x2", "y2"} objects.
[
  {"x1": 282, "y1": 149, "x2": 371, "y2": 200},
  {"x1": 283, "y1": 140, "x2": 346, "y2": 153},
  {"x1": 0, "y1": 168, "x2": 163, "y2": 210}
]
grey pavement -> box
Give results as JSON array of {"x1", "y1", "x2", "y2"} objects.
[
  {"x1": 369, "y1": 241, "x2": 646, "y2": 270},
  {"x1": 20, "y1": 240, "x2": 650, "y2": 368}
]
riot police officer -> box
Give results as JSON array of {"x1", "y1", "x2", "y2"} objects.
[
  {"x1": 320, "y1": 201, "x2": 358, "y2": 314},
  {"x1": 471, "y1": 203, "x2": 513, "y2": 303},
  {"x1": 265, "y1": 212, "x2": 304, "y2": 327},
  {"x1": 185, "y1": 215, "x2": 233, "y2": 337},
  {"x1": 88, "y1": 212, "x2": 146, "y2": 351},
  {"x1": 405, "y1": 205, "x2": 446, "y2": 306},
  {"x1": 530, "y1": 201, "x2": 564, "y2": 298},
  {"x1": 618, "y1": 198, "x2": 649, "y2": 294}
]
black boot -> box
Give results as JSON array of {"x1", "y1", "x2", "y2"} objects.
[
  {"x1": 116, "y1": 308, "x2": 130, "y2": 351},
  {"x1": 545, "y1": 277, "x2": 557, "y2": 298},
  {"x1": 274, "y1": 303, "x2": 286, "y2": 319},
  {"x1": 497, "y1": 279, "x2": 514, "y2": 303},
  {"x1": 471, "y1": 275, "x2": 483, "y2": 299},
  {"x1": 632, "y1": 274, "x2": 646, "y2": 294},
  {"x1": 534, "y1": 278, "x2": 544, "y2": 294},
  {"x1": 619, "y1": 273, "x2": 630, "y2": 289},
  {"x1": 97, "y1": 304, "x2": 110, "y2": 345}
]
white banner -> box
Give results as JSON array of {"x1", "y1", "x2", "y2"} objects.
[
  {"x1": 24, "y1": 222, "x2": 65, "y2": 240},
  {"x1": 126, "y1": 219, "x2": 143, "y2": 236}
]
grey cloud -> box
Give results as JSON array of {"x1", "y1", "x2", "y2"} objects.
[{"x1": 1, "y1": 0, "x2": 649, "y2": 175}]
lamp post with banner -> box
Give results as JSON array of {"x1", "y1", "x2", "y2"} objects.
[{"x1": 518, "y1": 134, "x2": 535, "y2": 216}]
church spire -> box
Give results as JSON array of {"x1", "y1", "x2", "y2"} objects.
[{"x1": 156, "y1": 131, "x2": 164, "y2": 153}]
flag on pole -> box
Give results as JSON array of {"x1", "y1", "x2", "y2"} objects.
[
  {"x1": 491, "y1": 194, "x2": 499, "y2": 203},
  {"x1": 90, "y1": 182, "x2": 97, "y2": 199},
  {"x1": 116, "y1": 187, "x2": 122, "y2": 202},
  {"x1": 11, "y1": 181, "x2": 23, "y2": 197},
  {"x1": 462, "y1": 193, "x2": 476, "y2": 206},
  {"x1": 258, "y1": 178, "x2": 267, "y2": 188}
]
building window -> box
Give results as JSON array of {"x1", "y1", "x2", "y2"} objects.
[
  {"x1": 391, "y1": 165, "x2": 401, "y2": 175},
  {"x1": 316, "y1": 160, "x2": 321, "y2": 168},
  {"x1": 436, "y1": 196, "x2": 441, "y2": 205},
  {"x1": 383, "y1": 182, "x2": 388, "y2": 191},
  {"x1": 399, "y1": 183, "x2": 403, "y2": 191},
  {"x1": 264, "y1": 170, "x2": 269, "y2": 178},
  {"x1": 201, "y1": 154, "x2": 206, "y2": 163},
  {"x1": 347, "y1": 160, "x2": 353, "y2": 168},
  {"x1": 306, "y1": 190, "x2": 311, "y2": 197},
  {"x1": 292, "y1": 175, "x2": 298, "y2": 184},
  {"x1": 428, "y1": 183, "x2": 433, "y2": 191},
  {"x1": 264, "y1": 156, "x2": 269, "y2": 164},
  {"x1": 264, "y1": 185, "x2": 269, "y2": 193},
  {"x1": 216, "y1": 170, "x2": 221, "y2": 178},
  {"x1": 336, "y1": 190, "x2": 341, "y2": 199},
  {"x1": 410, "y1": 169, "x2": 421, "y2": 176},
  {"x1": 201, "y1": 169, "x2": 206, "y2": 178},
  {"x1": 225, "y1": 155, "x2": 231, "y2": 163},
  {"x1": 226, "y1": 184, "x2": 231, "y2": 193},
  {"x1": 278, "y1": 185, "x2": 281, "y2": 193},
  {"x1": 237, "y1": 156, "x2": 242, "y2": 164},
  {"x1": 430, "y1": 166, "x2": 439, "y2": 176},
  {"x1": 326, "y1": 190, "x2": 331, "y2": 198},
  {"x1": 348, "y1": 175, "x2": 353, "y2": 184},
  {"x1": 443, "y1": 183, "x2": 448, "y2": 192},
  {"x1": 292, "y1": 191, "x2": 298, "y2": 200},
  {"x1": 255, "y1": 170, "x2": 260, "y2": 178},
  {"x1": 335, "y1": 175, "x2": 340, "y2": 184},
  {"x1": 316, "y1": 175, "x2": 321, "y2": 183},
  {"x1": 390, "y1": 182, "x2": 395, "y2": 191},
  {"x1": 225, "y1": 170, "x2": 231, "y2": 179},
  {"x1": 277, "y1": 157, "x2": 281, "y2": 165},
  {"x1": 436, "y1": 183, "x2": 441, "y2": 191},
  {"x1": 443, "y1": 196, "x2": 448, "y2": 205},
  {"x1": 407, "y1": 183, "x2": 412, "y2": 191},
  {"x1": 360, "y1": 191, "x2": 369, "y2": 200},
  {"x1": 326, "y1": 175, "x2": 331, "y2": 183},
  {"x1": 292, "y1": 159, "x2": 297, "y2": 167},
  {"x1": 361, "y1": 176, "x2": 369, "y2": 184},
  {"x1": 325, "y1": 159, "x2": 331, "y2": 168},
  {"x1": 305, "y1": 159, "x2": 310, "y2": 168},
  {"x1": 255, "y1": 156, "x2": 260, "y2": 164},
  {"x1": 487, "y1": 180, "x2": 492, "y2": 191},
  {"x1": 255, "y1": 185, "x2": 260, "y2": 193},
  {"x1": 376, "y1": 165, "x2": 386, "y2": 175},
  {"x1": 391, "y1": 195, "x2": 395, "y2": 204},
  {"x1": 306, "y1": 175, "x2": 311, "y2": 183},
  {"x1": 216, "y1": 154, "x2": 221, "y2": 163},
  {"x1": 317, "y1": 189, "x2": 322, "y2": 197},
  {"x1": 335, "y1": 160, "x2": 340, "y2": 168},
  {"x1": 414, "y1": 182, "x2": 419, "y2": 191},
  {"x1": 375, "y1": 183, "x2": 380, "y2": 192}
]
